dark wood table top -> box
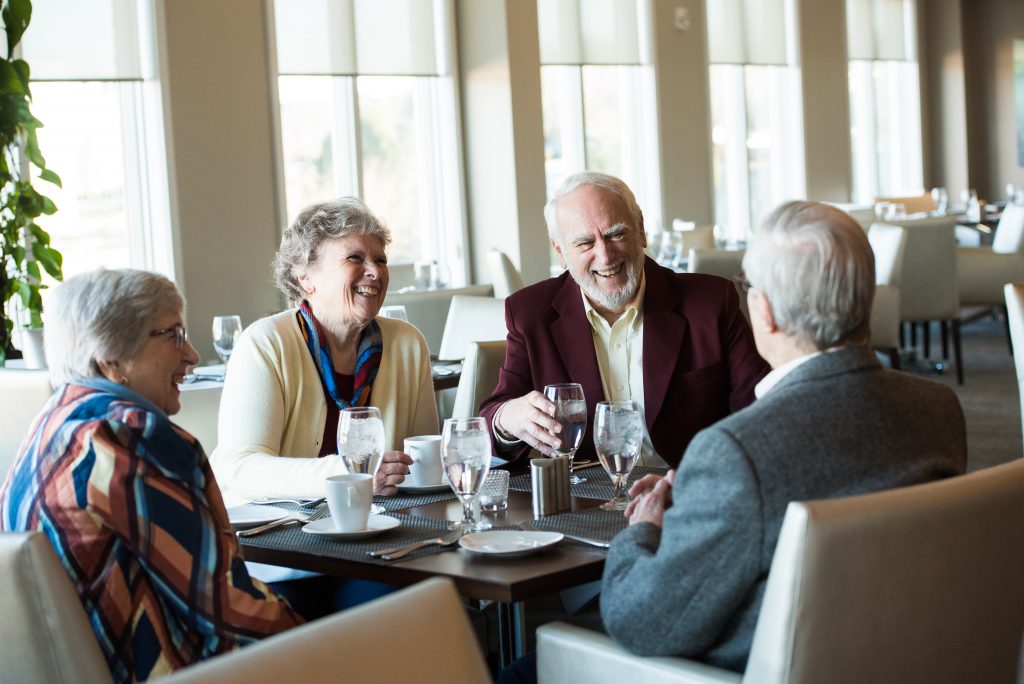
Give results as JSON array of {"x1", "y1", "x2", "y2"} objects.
[
  {"x1": 431, "y1": 362, "x2": 461, "y2": 391},
  {"x1": 240, "y1": 490, "x2": 609, "y2": 604}
]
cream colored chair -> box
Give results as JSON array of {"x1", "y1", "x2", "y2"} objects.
[
  {"x1": 438, "y1": 295, "x2": 508, "y2": 361},
  {"x1": 0, "y1": 531, "x2": 492, "y2": 684},
  {"x1": 384, "y1": 283, "x2": 494, "y2": 356},
  {"x1": 487, "y1": 249, "x2": 525, "y2": 298},
  {"x1": 888, "y1": 216, "x2": 963, "y2": 383},
  {"x1": 1006, "y1": 283, "x2": 1024, "y2": 454},
  {"x1": 867, "y1": 223, "x2": 908, "y2": 368},
  {"x1": 688, "y1": 248, "x2": 748, "y2": 321},
  {"x1": 0, "y1": 368, "x2": 52, "y2": 477},
  {"x1": 538, "y1": 459, "x2": 1024, "y2": 684},
  {"x1": 451, "y1": 340, "x2": 506, "y2": 419},
  {"x1": 176, "y1": 385, "x2": 223, "y2": 453},
  {"x1": 958, "y1": 203, "x2": 1024, "y2": 348}
]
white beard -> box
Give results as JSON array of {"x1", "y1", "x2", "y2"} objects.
[{"x1": 569, "y1": 254, "x2": 644, "y2": 313}]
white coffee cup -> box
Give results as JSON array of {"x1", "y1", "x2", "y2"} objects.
[
  {"x1": 325, "y1": 473, "x2": 373, "y2": 532},
  {"x1": 404, "y1": 435, "x2": 443, "y2": 486}
]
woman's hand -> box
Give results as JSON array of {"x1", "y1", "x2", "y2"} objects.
[{"x1": 374, "y1": 450, "x2": 413, "y2": 495}]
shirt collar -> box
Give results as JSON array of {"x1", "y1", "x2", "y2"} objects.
[
  {"x1": 754, "y1": 351, "x2": 821, "y2": 399},
  {"x1": 75, "y1": 377, "x2": 169, "y2": 417},
  {"x1": 582, "y1": 271, "x2": 646, "y2": 330}
]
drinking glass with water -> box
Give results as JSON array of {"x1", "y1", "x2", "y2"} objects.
[
  {"x1": 544, "y1": 383, "x2": 587, "y2": 484},
  {"x1": 338, "y1": 407, "x2": 386, "y2": 513},
  {"x1": 593, "y1": 400, "x2": 643, "y2": 511}
]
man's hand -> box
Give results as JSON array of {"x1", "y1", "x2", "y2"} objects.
[
  {"x1": 624, "y1": 469, "x2": 675, "y2": 520},
  {"x1": 626, "y1": 476, "x2": 672, "y2": 528},
  {"x1": 496, "y1": 392, "x2": 563, "y2": 456},
  {"x1": 374, "y1": 450, "x2": 413, "y2": 495}
]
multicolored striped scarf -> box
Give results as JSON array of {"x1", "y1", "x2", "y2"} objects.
[{"x1": 296, "y1": 301, "x2": 382, "y2": 409}]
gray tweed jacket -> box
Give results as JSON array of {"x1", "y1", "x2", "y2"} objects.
[{"x1": 600, "y1": 345, "x2": 967, "y2": 672}]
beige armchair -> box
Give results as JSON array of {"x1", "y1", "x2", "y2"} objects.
[
  {"x1": 487, "y1": 249, "x2": 525, "y2": 298},
  {"x1": 688, "y1": 248, "x2": 748, "y2": 321},
  {"x1": 958, "y1": 203, "x2": 1024, "y2": 349},
  {"x1": 0, "y1": 531, "x2": 492, "y2": 683},
  {"x1": 538, "y1": 459, "x2": 1024, "y2": 683},
  {"x1": 867, "y1": 223, "x2": 908, "y2": 368},
  {"x1": 451, "y1": 340, "x2": 507, "y2": 419},
  {"x1": 0, "y1": 368, "x2": 52, "y2": 477},
  {"x1": 1006, "y1": 283, "x2": 1024, "y2": 453}
]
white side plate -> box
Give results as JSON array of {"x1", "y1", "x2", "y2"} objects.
[
  {"x1": 459, "y1": 530, "x2": 564, "y2": 557},
  {"x1": 302, "y1": 514, "x2": 401, "y2": 540},
  {"x1": 227, "y1": 504, "x2": 290, "y2": 529}
]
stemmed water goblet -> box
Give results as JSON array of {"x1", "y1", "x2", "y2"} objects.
[
  {"x1": 338, "y1": 407, "x2": 386, "y2": 515},
  {"x1": 544, "y1": 383, "x2": 587, "y2": 484},
  {"x1": 441, "y1": 417, "x2": 492, "y2": 532},
  {"x1": 593, "y1": 400, "x2": 643, "y2": 511},
  {"x1": 212, "y1": 315, "x2": 242, "y2": 365}
]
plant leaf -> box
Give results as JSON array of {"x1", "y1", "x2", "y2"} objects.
[
  {"x1": 2, "y1": 0, "x2": 32, "y2": 58},
  {"x1": 38, "y1": 167, "x2": 61, "y2": 188}
]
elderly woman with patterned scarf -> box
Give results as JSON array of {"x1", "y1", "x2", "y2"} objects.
[
  {"x1": 0, "y1": 269, "x2": 302, "y2": 683},
  {"x1": 211, "y1": 197, "x2": 438, "y2": 616}
]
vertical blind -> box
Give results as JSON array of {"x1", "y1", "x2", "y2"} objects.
[
  {"x1": 275, "y1": 0, "x2": 447, "y2": 76},
  {"x1": 537, "y1": 0, "x2": 644, "y2": 66},
  {"x1": 846, "y1": 0, "x2": 916, "y2": 61},
  {"x1": 18, "y1": 0, "x2": 142, "y2": 81},
  {"x1": 706, "y1": 0, "x2": 789, "y2": 66}
]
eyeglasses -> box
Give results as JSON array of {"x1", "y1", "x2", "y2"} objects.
[
  {"x1": 150, "y1": 324, "x2": 188, "y2": 349},
  {"x1": 733, "y1": 271, "x2": 753, "y2": 295}
]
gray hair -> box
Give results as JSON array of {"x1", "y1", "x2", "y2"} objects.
[
  {"x1": 743, "y1": 201, "x2": 875, "y2": 350},
  {"x1": 544, "y1": 172, "x2": 644, "y2": 244},
  {"x1": 46, "y1": 269, "x2": 185, "y2": 387},
  {"x1": 274, "y1": 197, "x2": 392, "y2": 306}
]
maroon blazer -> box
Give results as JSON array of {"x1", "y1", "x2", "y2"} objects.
[{"x1": 479, "y1": 257, "x2": 769, "y2": 468}]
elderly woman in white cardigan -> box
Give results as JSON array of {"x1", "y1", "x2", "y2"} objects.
[{"x1": 211, "y1": 198, "x2": 438, "y2": 617}]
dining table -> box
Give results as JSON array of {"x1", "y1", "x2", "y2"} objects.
[{"x1": 236, "y1": 465, "x2": 668, "y2": 668}]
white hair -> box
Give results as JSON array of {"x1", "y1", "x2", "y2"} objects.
[
  {"x1": 543, "y1": 172, "x2": 643, "y2": 245},
  {"x1": 743, "y1": 201, "x2": 875, "y2": 350},
  {"x1": 46, "y1": 269, "x2": 184, "y2": 386},
  {"x1": 274, "y1": 197, "x2": 392, "y2": 306}
]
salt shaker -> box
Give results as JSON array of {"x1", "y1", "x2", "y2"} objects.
[{"x1": 531, "y1": 459, "x2": 558, "y2": 517}]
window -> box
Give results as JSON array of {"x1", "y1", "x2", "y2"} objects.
[
  {"x1": 537, "y1": 0, "x2": 661, "y2": 251},
  {"x1": 847, "y1": 0, "x2": 923, "y2": 204},
  {"x1": 707, "y1": 0, "x2": 805, "y2": 245},
  {"x1": 273, "y1": 0, "x2": 463, "y2": 283},
  {"x1": 19, "y1": 0, "x2": 172, "y2": 282}
]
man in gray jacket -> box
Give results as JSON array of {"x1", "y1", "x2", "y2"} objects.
[{"x1": 600, "y1": 201, "x2": 967, "y2": 672}]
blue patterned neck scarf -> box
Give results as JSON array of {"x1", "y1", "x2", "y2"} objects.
[{"x1": 296, "y1": 302, "x2": 383, "y2": 409}]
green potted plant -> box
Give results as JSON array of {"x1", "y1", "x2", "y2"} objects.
[{"x1": 0, "y1": 0, "x2": 62, "y2": 366}]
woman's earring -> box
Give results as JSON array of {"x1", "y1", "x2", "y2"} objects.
[{"x1": 118, "y1": 376, "x2": 130, "y2": 386}]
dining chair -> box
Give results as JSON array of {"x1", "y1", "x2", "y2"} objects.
[
  {"x1": 488, "y1": 249, "x2": 526, "y2": 298},
  {"x1": 867, "y1": 223, "x2": 908, "y2": 368},
  {"x1": 538, "y1": 459, "x2": 1024, "y2": 684},
  {"x1": 958, "y1": 203, "x2": 1024, "y2": 351},
  {"x1": 451, "y1": 340, "x2": 507, "y2": 419},
  {"x1": 688, "y1": 247, "x2": 748, "y2": 321},
  {"x1": 1006, "y1": 283, "x2": 1024, "y2": 454},
  {"x1": 438, "y1": 295, "x2": 508, "y2": 361},
  {"x1": 0, "y1": 367, "x2": 52, "y2": 477},
  {"x1": 0, "y1": 530, "x2": 492, "y2": 684},
  {"x1": 175, "y1": 385, "x2": 223, "y2": 452},
  {"x1": 384, "y1": 283, "x2": 494, "y2": 356}
]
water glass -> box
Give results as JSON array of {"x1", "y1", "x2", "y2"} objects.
[
  {"x1": 441, "y1": 417, "x2": 492, "y2": 531},
  {"x1": 478, "y1": 470, "x2": 510, "y2": 512},
  {"x1": 212, "y1": 315, "x2": 242, "y2": 364},
  {"x1": 593, "y1": 400, "x2": 643, "y2": 511},
  {"x1": 544, "y1": 383, "x2": 587, "y2": 484},
  {"x1": 338, "y1": 407, "x2": 385, "y2": 513}
]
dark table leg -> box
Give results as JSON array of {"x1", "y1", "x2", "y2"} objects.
[{"x1": 497, "y1": 601, "x2": 527, "y2": 668}]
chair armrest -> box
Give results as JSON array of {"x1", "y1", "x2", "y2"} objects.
[{"x1": 537, "y1": 622, "x2": 741, "y2": 684}]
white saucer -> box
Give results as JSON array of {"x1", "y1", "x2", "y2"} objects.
[
  {"x1": 302, "y1": 514, "x2": 401, "y2": 540},
  {"x1": 459, "y1": 531, "x2": 564, "y2": 557},
  {"x1": 227, "y1": 505, "x2": 289, "y2": 529},
  {"x1": 397, "y1": 482, "x2": 451, "y2": 494}
]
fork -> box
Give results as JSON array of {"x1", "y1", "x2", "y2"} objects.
[
  {"x1": 367, "y1": 527, "x2": 465, "y2": 560},
  {"x1": 237, "y1": 503, "x2": 330, "y2": 537}
]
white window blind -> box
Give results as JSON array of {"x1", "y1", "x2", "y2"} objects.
[
  {"x1": 707, "y1": 0, "x2": 789, "y2": 66},
  {"x1": 19, "y1": 0, "x2": 143, "y2": 81},
  {"x1": 537, "y1": 0, "x2": 644, "y2": 65},
  {"x1": 846, "y1": 0, "x2": 915, "y2": 61},
  {"x1": 275, "y1": 0, "x2": 447, "y2": 76}
]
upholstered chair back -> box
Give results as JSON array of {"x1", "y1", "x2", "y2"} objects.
[
  {"x1": 1006, "y1": 283, "x2": 1024, "y2": 453},
  {"x1": 487, "y1": 249, "x2": 526, "y2": 298},
  {"x1": 992, "y1": 202, "x2": 1024, "y2": 254},
  {"x1": 438, "y1": 295, "x2": 508, "y2": 361},
  {"x1": 451, "y1": 340, "x2": 507, "y2": 419}
]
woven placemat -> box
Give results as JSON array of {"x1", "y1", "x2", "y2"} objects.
[
  {"x1": 525, "y1": 508, "x2": 629, "y2": 547},
  {"x1": 509, "y1": 465, "x2": 668, "y2": 501},
  {"x1": 374, "y1": 490, "x2": 457, "y2": 510},
  {"x1": 239, "y1": 512, "x2": 463, "y2": 564}
]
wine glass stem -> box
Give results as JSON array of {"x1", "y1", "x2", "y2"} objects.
[{"x1": 462, "y1": 497, "x2": 475, "y2": 526}]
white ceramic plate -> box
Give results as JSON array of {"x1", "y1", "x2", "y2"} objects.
[
  {"x1": 302, "y1": 514, "x2": 401, "y2": 540},
  {"x1": 397, "y1": 482, "x2": 451, "y2": 494},
  {"x1": 227, "y1": 505, "x2": 289, "y2": 529},
  {"x1": 459, "y1": 531, "x2": 564, "y2": 557}
]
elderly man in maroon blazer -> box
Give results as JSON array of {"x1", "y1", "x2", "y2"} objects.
[{"x1": 480, "y1": 172, "x2": 769, "y2": 469}]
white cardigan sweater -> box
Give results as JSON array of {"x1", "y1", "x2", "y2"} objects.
[{"x1": 211, "y1": 310, "x2": 439, "y2": 500}]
